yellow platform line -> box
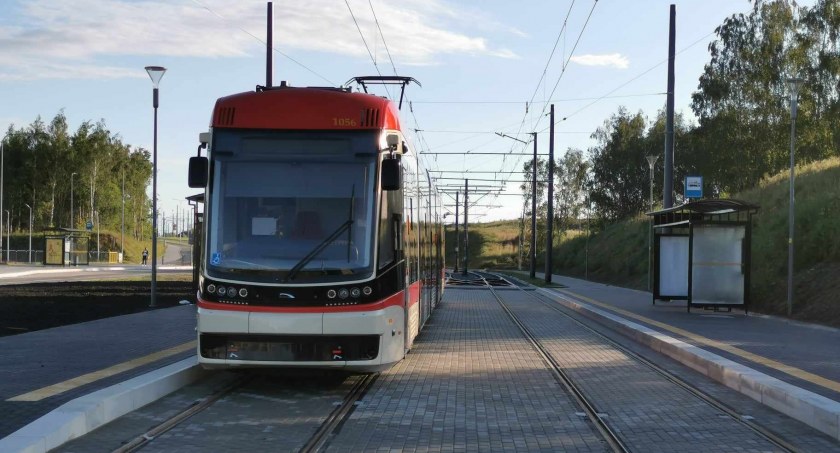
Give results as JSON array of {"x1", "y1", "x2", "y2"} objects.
[
  {"x1": 8, "y1": 341, "x2": 196, "y2": 402},
  {"x1": 549, "y1": 288, "x2": 840, "y2": 394}
]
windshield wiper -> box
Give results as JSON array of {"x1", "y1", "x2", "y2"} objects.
[{"x1": 285, "y1": 220, "x2": 353, "y2": 282}]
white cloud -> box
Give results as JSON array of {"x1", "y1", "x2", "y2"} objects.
[
  {"x1": 569, "y1": 53, "x2": 630, "y2": 69},
  {"x1": 0, "y1": 0, "x2": 517, "y2": 80}
]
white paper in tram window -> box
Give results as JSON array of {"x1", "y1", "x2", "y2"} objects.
[{"x1": 252, "y1": 217, "x2": 277, "y2": 236}]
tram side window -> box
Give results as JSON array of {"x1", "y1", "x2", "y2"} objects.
[
  {"x1": 378, "y1": 173, "x2": 403, "y2": 270},
  {"x1": 378, "y1": 192, "x2": 397, "y2": 269}
]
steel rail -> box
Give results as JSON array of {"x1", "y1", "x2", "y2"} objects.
[
  {"x1": 111, "y1": 376, "x2": 250, "y2": 453},
  {"x1": 300, "y1": 373, "x2": 379, "y2": 453},
  {"x1": 475, "y1": 272, "x2": 631, "y2": 453},
  {"x1": 497, "y1": 272, "x2": 799, "y2": 453}
]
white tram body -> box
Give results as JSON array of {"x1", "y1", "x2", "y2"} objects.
[{"x1": 189, "y1": 81, "x2": 443, "y2": 371}]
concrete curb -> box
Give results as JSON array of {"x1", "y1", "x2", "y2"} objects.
[
  {"x1": 0, "y1": 265, "x2": 193, "y2": 279},
  {"x1": 538, "y1": 287, "x2": 840, "y2": 442},
  {"x1": 0, "y1": 356, "x2": 205, "y2": 453}
]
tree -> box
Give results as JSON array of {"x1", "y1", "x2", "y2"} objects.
[
  {"x1": 1, "y1": 112, "x2": 152, "y2": 244},
  {"x1": 588, "y1": 108, "x2": 649, "y2": 221},
  {"x1": 553, "y1": 148, "x2": 588, "y2": 233}
]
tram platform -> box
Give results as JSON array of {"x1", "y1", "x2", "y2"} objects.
[
  {"x1": 0, "y1": 305, "x2": 201, "y2": 453},
  {"x1": 518, "y1": 270, "x2": 840, "y2": 441},
  {"x1": 51, "y1": 280, "x2": 838, "y2": 452},
  {"x1": 2, "y1": 272, "x2": 839, "y2": 452}
]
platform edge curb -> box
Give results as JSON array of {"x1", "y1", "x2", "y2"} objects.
[
  {"x1": 0, "y1": 355, "x2": 205, "y2": 453},
  {"x1": 538, "y1": 287, "x2": 840, "y2": 442}
]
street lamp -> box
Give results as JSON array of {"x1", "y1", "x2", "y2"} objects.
[
  {"x1": 145, "y1": 65, "x2": 166, "y2": 308},
  {"x1": 4, "y1": 210, "x2": 8, "y2": 263},
  {"x1": 24, "y1": 203, "x2": 32, "y2": 263},
  {"x1": 95, "y1": 210, "x2": 100, "y2": 262},
  {"x1": 1, "y1": 140, "x2": 4, "y2": 263},
  {"x1": 70, "y1": 172, "x2": 77, "y2": 228},
  {"x1": 786, "y1": 76, "x2": 804, "y2": 317},
  {"x1": 646, "y1": 155, "x2": 659, "y2": 292},
  {"x1": 122, "y1": 172, "x2": 126, "y2": 261}
]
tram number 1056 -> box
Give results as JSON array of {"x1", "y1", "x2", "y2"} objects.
[{"x1": 333, "y1": 118, "x2": 358, "y2": 127}]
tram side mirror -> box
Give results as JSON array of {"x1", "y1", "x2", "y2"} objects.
[
  {"x1": 381, "y1": 158, "x2": 401, "y2": 191},
  {"x1": 188, "y1": 156, "x2": 208, "y2": 188}
]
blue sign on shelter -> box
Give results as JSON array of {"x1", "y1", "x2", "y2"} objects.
[{"x1": 685, "y1": 176, "x2": 703, "y2": 199}]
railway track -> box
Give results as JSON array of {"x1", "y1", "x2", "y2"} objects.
[
  {"x1": 476, "y1": 270, "x2": 798, "y2": 453},
  {"x1": 110, "y1": 372, "x2": 377, "y2": 453}
]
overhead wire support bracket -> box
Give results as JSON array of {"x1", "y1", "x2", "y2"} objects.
[
  {"x1": 495, "y1": 132, "x2": 531, "y2": 145},
  {"x1": 345, "y1": 76, "x2": 421, "y2": 110}
]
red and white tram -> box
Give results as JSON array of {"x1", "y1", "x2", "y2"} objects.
[{"x1": 188, "y1": 78, "x2": 443, "y2": 371}]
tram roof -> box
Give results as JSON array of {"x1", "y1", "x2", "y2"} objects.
[{"x1": 211, "y1": 85, "x2": 402, "y2": 132}]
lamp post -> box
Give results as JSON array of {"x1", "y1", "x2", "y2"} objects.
[
  {"x1": 24, "y1": 203, "x2": 32, "y2": 263},
  {"x1": 70, "y1": 172, "x2": 77, "y2": 228},
  {"x1": 646, "y1": 155, "x2": 659, "y2": 291},
  {"x1": 122, "y1": 172, "x2": 126, "y2": 261},
  {"x1": 786, "y1": 76, "x2": 804, "y2": 317},
  {"x1": 145, "y1": 65, "x2": 166, "y2": 308},
  {"x1": 95, "y1": 210, "x2": 100, "y2": 262},
  {"x1": 1, "y1": 140, "x2": 4, "y2": 263},
  {"x1": 4, "y1": 210, "x2": 9, "y2": 263}
]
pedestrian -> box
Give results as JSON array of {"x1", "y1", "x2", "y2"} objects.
[{"x1": 142, "y1": 247, "x2": 148, "y2": 265}]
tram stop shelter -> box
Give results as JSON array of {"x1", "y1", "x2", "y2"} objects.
[
  {"x1": 647, "y1": 199, "x2": 759, "y2": 313},
  {"x1": 43, "y1": 228, "x2": 91, "y2": 266}
]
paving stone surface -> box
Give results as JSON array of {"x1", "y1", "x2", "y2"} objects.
[
  {"x1": 326, "y1": 288, "x2": 608, "y2": 452},
  {"x1": 494, "y1": 287, "x2": 790, "y2": 453}
]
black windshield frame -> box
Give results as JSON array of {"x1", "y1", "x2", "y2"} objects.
[{"x1": 204, "y1": 129, "x2": 380, "y2": 284}]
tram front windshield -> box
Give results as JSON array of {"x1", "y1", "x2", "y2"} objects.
[{"x1": 206, "y1": 130, "x2": 378, "y2": 283}]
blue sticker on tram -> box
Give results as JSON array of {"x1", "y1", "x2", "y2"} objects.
[{"x1": 211, "y1": 252, "x2": 221, "y2": 265}]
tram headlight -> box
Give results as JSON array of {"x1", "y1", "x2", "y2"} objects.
[
  {"x1": 350, "y1": 287, "x2": 361, "y2": 298},
  {"x1": 227, "y1": 287, "x2": 237, "y2": 298},
  {"x1": 238, "y1": 288, "x2": 248, "y2": 298},
  {"x1": 327, "y1": 289, "x2": 337, "y2": 299},
  {"x1": 206, "y1": 284, "x2": 216, "y2": 294},
  {"x1": 338, "y1": 288, "x2": 349, "y2": 299},
  {"x1": 362, "y1": 286, "x2": 372, "y2": 296},
  {"x1": 217, "y1": 286, "x2": 226, "y2": 295}
]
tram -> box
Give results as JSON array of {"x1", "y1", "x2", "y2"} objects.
[{"x1": 187, "y1": 77, "x2": 444, "y2": 371}]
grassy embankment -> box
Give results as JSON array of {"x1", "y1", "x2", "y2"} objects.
[{"x1": 452, "y1": 157, "x2": 840, "y2": 326}]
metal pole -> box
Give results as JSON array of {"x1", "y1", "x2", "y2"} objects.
[
  {"x1": 5, "y1": 210, "x2": 9, "y2": 263},
  {"x1": 151, "y1": 87, "x2": 159, "y2": 308},
  {"x1": 530, "y1": 132, "x2": 537, "y2": 279},
  {"x1": 518, "y1": 205, "x2": 525, "y2": 270},
  {"x1": 646, "y1": 155, "x2": 658, "y2": 292},
  {"x1": 462, "y1": 179, "x2": 469, "y2": 275},
  {"x1": 121, "y1": 171, "x2": 125, "y2": 259},
  {"x1": 787, "y1": 85, "x2": 800, "y2": 317},
  {"x1": 96, "y1": 211, "x2": 100, "y2": 262},
  {"x1": 0, "y1": 142, "x2": 3, "y2": 263},
  {"x1": 545, "y1": 105, "x2": 555, "y2": 284},
  {"x1": 585, "y1": 188, "x2": 590, "y2": 280},
  {"x1": 454, "y1": 191, "x2": 459, "y2": 272},
  {"x1": 24, "y1": 203, "x2": 31, "y2": 263},
  {"x1": 663, "y1": 4, "x2": 676, "y2": 208},
  {"x1": 266, "y1": 1, "x2": 273, "y2": 88},
  {"x1": 650, "y1": 167, "x2": 653, "y2": 291},
  {"x1": 71, "y1": 172, "x2": 76, "y2": 229}
]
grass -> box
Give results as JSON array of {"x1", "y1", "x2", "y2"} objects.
[
  {"x1": 4, "y1": 230, "x2": 169, "y2": 265},
  {"x1": 450, "y1": 156, "x2": 840, "y2": 326}
]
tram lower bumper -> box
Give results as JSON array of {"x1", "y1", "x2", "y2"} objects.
[{"x1": 199, "y1": 333, "x2": 380, "y2": 362}]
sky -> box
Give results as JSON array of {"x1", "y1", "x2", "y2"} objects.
[{"x1": 0, "y1": 0, "x2": 765, "y2": 224}]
